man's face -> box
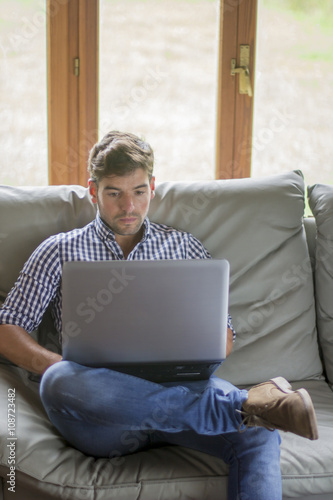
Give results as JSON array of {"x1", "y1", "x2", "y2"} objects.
[{"x1": 89, "y1": 169, "x2": 155, "y2": 238}]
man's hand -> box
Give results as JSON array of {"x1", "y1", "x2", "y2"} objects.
[{"x1": 0, "y1": 324, "x2": 62, "y2": 374}]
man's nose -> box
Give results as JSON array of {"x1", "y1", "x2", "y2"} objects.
[{"x1": 120, "y1": 194, "x2": 135, "y2": 212}]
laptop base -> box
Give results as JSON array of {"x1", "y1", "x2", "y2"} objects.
[{"x1": 89, "y1": 361, "x2": 223, "y2": 383}]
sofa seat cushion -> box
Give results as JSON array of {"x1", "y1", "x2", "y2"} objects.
[
  {"x1": 308, "y1": 183, "x2": 333, "y2": 385},
  {"x1": 1, "y1": 365, "x2": 333, "y2": 499},
  {"x1": 279, "y1": 379, "x2": 333, "y2": 498},
  {"x1": 149, "y1": 170, "x2": 323, "y2": 385},
  {"x1": 0, "y1": 365, "x2": 229, "y2": 500}
]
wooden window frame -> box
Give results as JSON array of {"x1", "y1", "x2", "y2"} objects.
[
  {"x1": 47, "y1": 0, "x2": 257, "y2": 185},
  {"x1": 47, "y1": 0, "x2": 99, "y2": 185},
  {"x1": 216, "y1": 0, "x2": 258, "y2": 179}
]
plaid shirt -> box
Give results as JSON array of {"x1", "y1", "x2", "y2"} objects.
[{"x1": 0, "y1": 213, "x2": 235, "y2": 337}]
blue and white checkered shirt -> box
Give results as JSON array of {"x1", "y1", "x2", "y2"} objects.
[{"x1": 0, "y1": 213, "x2": 235, "y2": 337}]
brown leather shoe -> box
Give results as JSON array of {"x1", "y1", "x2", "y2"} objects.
[{"x1": 240, "y1": 377, "x2": 319, "y2": 440}]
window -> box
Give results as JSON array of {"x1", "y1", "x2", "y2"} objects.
[
  {"x1": 0, "y1": 0, "x2": 47, "y2": 186},
  {"x1": 2, "y1": 0, "x2": 258, "y2": 186},
  {"x1": 252, "y1": 0, "x2": 333, "y2": 187},
  {"x1": 99, "y1": 0, "x2": 220, "y2": 182}
]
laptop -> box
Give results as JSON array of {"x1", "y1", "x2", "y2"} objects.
[{"x1": 61, "y1": 259, "x2": 230, "y2": 382}]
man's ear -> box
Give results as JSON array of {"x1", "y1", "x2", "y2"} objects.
[
  {"x1": 150, "y1": 176, "x2": 156, "y2": 200},
  {"x1": 89, "y1": 179, "x2": 98, "y2": 204}
]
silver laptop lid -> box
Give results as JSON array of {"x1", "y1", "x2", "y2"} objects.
[{"x1": 61, "y1": 259, "x2": 230, "y2": 379}]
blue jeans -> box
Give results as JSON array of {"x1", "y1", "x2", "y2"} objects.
[{"x1": 40, "y1": 361, "x2": 282, "y2": 500}]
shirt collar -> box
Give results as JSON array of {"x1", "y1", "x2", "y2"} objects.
[
  {"x1": 142, "y1": 217, "x2": 151, "y2": 241},
  {"x1": 94, "y1": 212, "x2": 151, "y2": 243}
]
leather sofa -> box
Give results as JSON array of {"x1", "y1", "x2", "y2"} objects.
[{"x1": 0, "y1": 170, "x2": 333, "y2": 499}]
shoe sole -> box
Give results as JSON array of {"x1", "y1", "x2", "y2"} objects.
[
  {"x1": 297, "y1": 388, "x2": 319, "y2": 440},
  {"x1": 270, "y1": 377, "x2": 319, "y2": 440}
]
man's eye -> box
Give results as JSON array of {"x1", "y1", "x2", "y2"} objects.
[
  {"x1": 135, "y1": 191, "x2": 145, "y2": 196},
  {"x1": 108, "y1": 192, "x2": 119, "y2": 197}
]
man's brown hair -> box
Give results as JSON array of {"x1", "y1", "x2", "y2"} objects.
[{"x1": 88, "y1": 131, "x2": 154, "y2": 183}]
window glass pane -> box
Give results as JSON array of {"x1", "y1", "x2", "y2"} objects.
[
  {"x1": 0, "y1": 0, "x2": 47, "y2": 186},
  {"x1": 99, "y1": 0, "x2": 219, "y2": 182},
  {"x1": 252, "y1": 0, "x2": 333, "y2": 188}
]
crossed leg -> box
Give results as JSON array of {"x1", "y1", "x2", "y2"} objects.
[{"x1": 40, "y1": 361, "x2": 282, "y2": 500}]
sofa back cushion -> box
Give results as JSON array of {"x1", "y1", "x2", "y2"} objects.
[
  {"x1": 0, "y1": 172, "x2": 323, "y2": 386},
  {"x1": 149, "y1": 170, "x2": 323, "y2": 385},
  {"x1": 0, "y1": 185, "x2": 96, "y2": 299},
  {"x1": 308, "y1": 183, "x2": 333, "y2": 384}
]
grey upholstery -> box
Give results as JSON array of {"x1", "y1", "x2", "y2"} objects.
[
  {"x1": 308, "y1": 183, "x2": 333, "y2": 386},
  {"x1": 0, "y1": 170, "x2": 333, "y2": 499}
]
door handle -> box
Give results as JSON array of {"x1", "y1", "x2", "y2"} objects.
[{"x1": 230, "y1": 45, "x2": 253, "y2": 97}]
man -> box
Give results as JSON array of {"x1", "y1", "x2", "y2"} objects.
[{"x1": 0, "y1": 131, "x2": 318, "y2": 500}]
